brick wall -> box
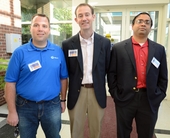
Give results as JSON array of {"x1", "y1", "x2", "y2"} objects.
[{"x1": 0, "y1": 0, "x2": 21, "y2": 59}]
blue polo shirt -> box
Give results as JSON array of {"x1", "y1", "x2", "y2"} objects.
[{"x1": 5, "y1": 39, "x2": 68, "y2": 102}]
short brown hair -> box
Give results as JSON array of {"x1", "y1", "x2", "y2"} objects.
[
  {"x1": 31, "y1": 13, "x2": 50, "y2": 26},
  {"x1": 75, "y1": 3, "x2": 94, "y2": 17}
]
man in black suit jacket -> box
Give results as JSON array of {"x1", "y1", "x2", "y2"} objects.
[
  {"x1": 108, "y1": 12, "x2": 168, "y2": 138},
  {"x1": 62, "y1": 3, "x2": 111, "y2": 138}
]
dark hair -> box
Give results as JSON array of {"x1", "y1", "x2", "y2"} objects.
[
  {"x1": 132, "y1": 12, "x2": 153, "y2": 27},
  {"x1": 75, "y1": 3, "x2": 94, "y2": 16},
  {"x1": 31, "y1": 13, "x2": 50, "y2": 25}
]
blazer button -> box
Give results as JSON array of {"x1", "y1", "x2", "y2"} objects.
[
  {"x1": 78, "y1": 90, "x2": 80, "y2": 92},
  {"x1": 134, "y1": 77, "x2": 137, "y2": 79},
  {"x1": 133, "y1": 87, "x2": 136, "y2": 90}
]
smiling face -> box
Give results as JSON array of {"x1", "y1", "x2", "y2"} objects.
[
  {"x1": 75, "y1": 5, "x2": 95, "y2": 32},
  {"x1": 30, "y1": 15, "x2": 50, "y2": 46},
  {"x1": 132, "y1": 14, "x2": 151, "y2": 38}
]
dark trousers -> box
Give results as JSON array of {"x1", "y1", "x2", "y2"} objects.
[{"x1": 115, "y1": 91, "x2": 158, "y2": 138}]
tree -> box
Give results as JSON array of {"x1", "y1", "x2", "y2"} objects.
[{"x1": 53, "y1": 8, "x2": 72, "y2": 38}]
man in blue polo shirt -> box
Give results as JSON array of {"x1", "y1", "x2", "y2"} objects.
[{"x1": 4, "y1": 14, "x2": 68, "y2": 138}]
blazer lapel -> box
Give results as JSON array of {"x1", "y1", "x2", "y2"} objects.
[
  {"x1": 93, "y1": 33, "x2": 102, "y2": 70},
  {"x1": 124, "y1": 38, "x2": 136, "y2": 70},
  {"x1": 71, "y1": 34, "x2": 83, "y2": 72},
  {"x1": 146, "y1": 39, "x2": 155, "y2": 73}
]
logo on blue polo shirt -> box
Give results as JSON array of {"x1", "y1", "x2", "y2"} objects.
[{"x1": 51, "y1": 56, "x2": 58, "y2": 59}]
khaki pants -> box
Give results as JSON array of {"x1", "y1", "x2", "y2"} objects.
[{"x1": 68, "y1": 87, "x2": 105, "y2": 138}]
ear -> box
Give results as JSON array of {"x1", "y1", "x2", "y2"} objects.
[
  {"x1": 74, "y1": 17, "x2": 78, "y2": 24},
  {"x1": 131, "y1": 24, "x2": 134, "y2": 29},
  {"x1": 92, "y1": 14, "x2": 96, "y2": 20},
  {"x1": 74, "y1": 17, "x2": 76, "y2": 21}
]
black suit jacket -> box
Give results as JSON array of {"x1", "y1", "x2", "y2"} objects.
[
  {"x1": 108, "y1": 37, "x2": 168, "y2": 113},
  {"x1": 62, "y1": 32, "x2": 111, "y2": 110}
]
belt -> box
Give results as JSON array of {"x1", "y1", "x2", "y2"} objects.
[
  {"x1": 81, "y1": 83, "x2": 94, "y2": 88},
  {"x1": 17, "y1": 95, "x2": 49, "y2": 104},
  {"x1": 135, "y1": 88, "x2": 147, "y2": 92}
]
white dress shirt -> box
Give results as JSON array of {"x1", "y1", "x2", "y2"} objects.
[{"x1": 79, "y1": 33, "x2": 94, "y2": 84}]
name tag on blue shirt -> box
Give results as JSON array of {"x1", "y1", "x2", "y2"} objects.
[{"x1": 28, "y1": 60, "x2": 42, "y2": 72}]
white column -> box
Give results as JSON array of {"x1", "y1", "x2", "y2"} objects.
[
  {"x1": 166, "y1": 19, "x2": 170, "y2": 100},
  {"x1": 72, "y1": 0, "x2": 87, "y2": 35},
  {"x1": 158, "y1": 5, "x2": 167, "y2": 44}
]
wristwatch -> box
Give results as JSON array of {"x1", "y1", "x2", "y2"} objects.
[{"x1": 60, "y1": 99, "x2": 66, "y2": 102}]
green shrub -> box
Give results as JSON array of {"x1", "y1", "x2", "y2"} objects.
[{"x1": 0, "y1": 58, "x2": 9, "y2": 90}]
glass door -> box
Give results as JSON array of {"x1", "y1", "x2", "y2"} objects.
[
  {"x1": 95, "y1": 9, "x2": 159, "y2": 43},
  {"x1": 95, "y1": 12, "x2": 123, "y2": 43}
]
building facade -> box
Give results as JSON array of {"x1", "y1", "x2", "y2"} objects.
[{"x1": 0, "y1": 0, "x2": 21, "y2": 59}]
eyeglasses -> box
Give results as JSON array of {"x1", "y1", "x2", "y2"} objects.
[
  {"x1": 136, "y1": 19, "x2": 151, "y2": 25},
  {"x1": 14, "y1": 124, "x2": 19, "y2": 137}
]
